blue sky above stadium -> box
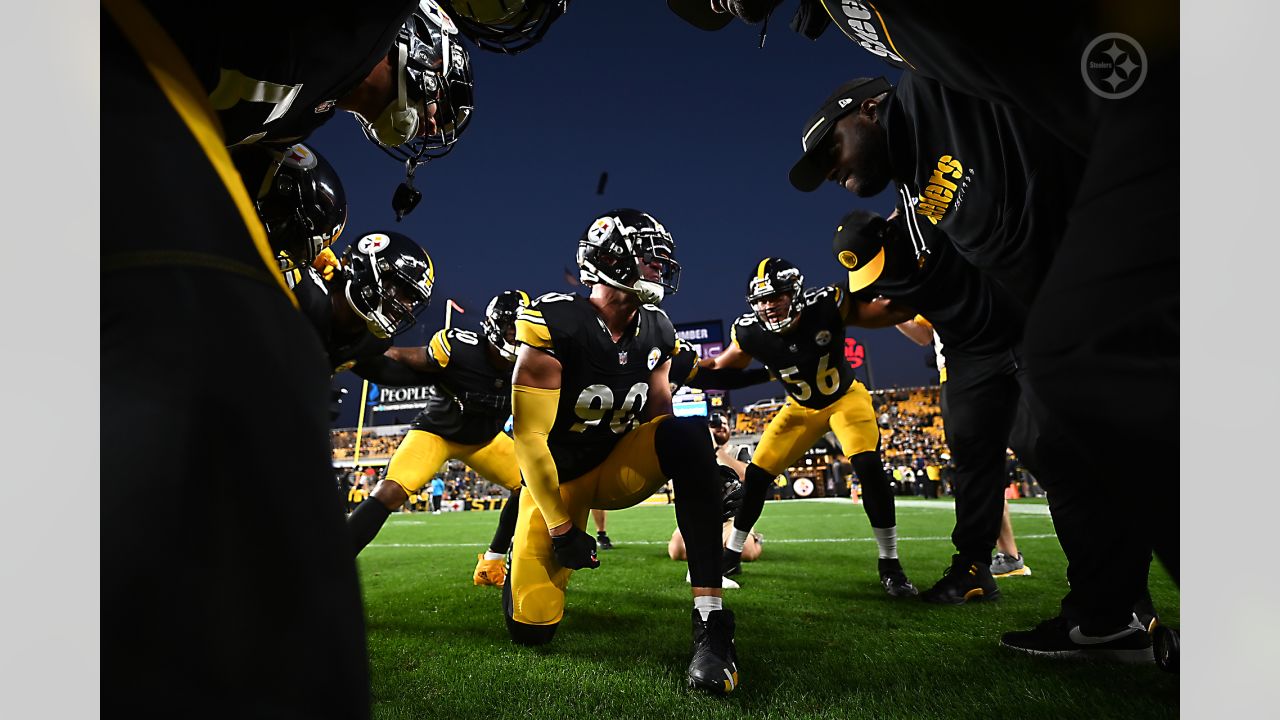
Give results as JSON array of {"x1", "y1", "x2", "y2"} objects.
[{"x1": 314, "y1": 1, "x2": 929, "y2": 425}]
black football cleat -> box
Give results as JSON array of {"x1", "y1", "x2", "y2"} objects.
[
  {"x1": 687, "y1": 608, "x2": 739, "y2": 695},
  {"x1": 1000, "y1": 614, "x2": 1154, "y2": 663},
  {"x1": 878, "y1": 558, "x2": 919, "y2": 598},
  {"x1": 722, "y1": 548, "x2": 743, "y2": 577},
  {"x1": 596, "y1": 532, "x2": 614, "y2": 550},
  {"x1": 921, "y1": 555, "x2": 1000, "y2": 604}
]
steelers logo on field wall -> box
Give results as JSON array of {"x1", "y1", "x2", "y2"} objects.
[
  {"x1": 814, "y1": 330, "x2": 832, "y2": 347},
  {"x1": 357, "y1": 233, "x2": 391, "y2": 255},
  {"x1": 647, "y1": 347, "x2": 662, "y2": 370},
  {"x1": 793, "y1": 478, "x2": 815, "y2": 497}
]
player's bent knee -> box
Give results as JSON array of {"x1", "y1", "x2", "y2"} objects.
[
  {"x1": 656, "y1": 416, "x2": 713, "y2": 470},
  {"x1": 506, "y1": 617, "x2": 559, "y2": 646},
  {"x1": 503, "y1": 581, "x2": 561, "y2": 646}
]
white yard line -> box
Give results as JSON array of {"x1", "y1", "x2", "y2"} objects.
[{"x1": 366, "y1": 533, "x2": 1060, "y2": 549}]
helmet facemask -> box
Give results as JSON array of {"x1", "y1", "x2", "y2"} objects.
[
  {"x1": 343, "y1": 234, "x2": 435, "y2": 338},
  {"x1": 578, "y1": 211, "x2": 680, "y2": 305},
  {"x1": 360, "y1": 1, "x2": 474, "y2": 161},
  {"x1": 256, "y1": 144, "x2": 348, "y2": 271},
  {"x1": 438, "y1": 0, "x2": 570, "y2": 55},
  {"x1": 746, "y1": 262, "x2": 804, "y2": 333},
  {"x1": 482, "y1": 290, "x2": 528, "y2": 361}
]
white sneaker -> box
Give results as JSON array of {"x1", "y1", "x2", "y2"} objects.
[
  {"x1": 991, "y1": 552, "x2": 1032, "y2": 578},
  {"x1": 686, "y1": 570, "x2": 739, "y2": 589}
]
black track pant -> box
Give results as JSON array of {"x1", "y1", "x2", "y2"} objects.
[
  {"x1": 941, "y1": 348, "x2": 1025, "y2": 564},
  {"x1": 1023, "y1": 45, "x2": 1178, "y2": 631}
]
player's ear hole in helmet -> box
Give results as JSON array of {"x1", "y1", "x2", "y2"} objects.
[
  {"x1": 255, "y1": 143, "x2": 348, "y2": 271},
  {"x1": 437, "y1": 0, "x2": 571, "y2": 55},
  {"x1": 746, "y1": 257, "x2": 804, "y2": 332},
  {"x1": 576, "y1": 209, "x2": 681, "y2": 305},
  {"x1": 340, "y1": 231, "x2": 436, "y2": 338},
  {"x1": 483, "y1": 290, "x2": 531, "y2": 361}
]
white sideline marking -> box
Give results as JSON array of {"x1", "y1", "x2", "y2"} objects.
[{"x1": 366, "y1": 533, "x2": 1060, "y2": 549}]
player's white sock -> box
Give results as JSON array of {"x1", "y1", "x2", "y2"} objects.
[
  {"x1": 694, "y1": 595, "x2": 724, "y2": 621},
  {"x1": 725, "y1": 529, "x2": 749, "y2": 553},
  {"x1": 483, "y1": 551, "x2": 504, "y2": 561},
  {"x1": 873, "y1": 526, "x2": 898, "y2": 559}
]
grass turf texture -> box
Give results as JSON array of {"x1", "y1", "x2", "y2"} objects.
[{"x1": 357, "y1": 498, "x2": 1178, "y2": 719}]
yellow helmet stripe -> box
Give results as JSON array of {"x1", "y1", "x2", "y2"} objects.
[{"x1": 756, "y1": 258, "x2": 771, "y2": 279}]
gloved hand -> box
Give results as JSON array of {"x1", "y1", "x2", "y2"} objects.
[
  {"x1": 551, "y1": 526, "x2": 600, "y2": 570},
  {"x1": 312, "y1": 247, "x2": 341, "y2": 282},
  {"x1": 719, "y1": 465, "x2": 746, "y2": 522}
]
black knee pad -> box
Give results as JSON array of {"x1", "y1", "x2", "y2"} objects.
[{"x1": 503, "y1": 580, "x2": 558, "y2": 646}]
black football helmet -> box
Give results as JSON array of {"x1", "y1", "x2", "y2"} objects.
[
  {"x1": 482, "y1": 289, "x2": 531, "y2": 361},
  {"x1": 255, "y1": 143, "x2": 347, "y2": 271},
  {"x1": 360, "y1": 0, "x2": 475, "y2": 162},
  {"x1": 577, "y1": 209, "x2": 681, "y2": 304},
  {"x1": 340, "y1": 231, "x2": 436, "y2": 338},
  {"x1": 437, "y1": 0, "x2": 570, "y2": 54},
  {"x1": 746, "y1": 257, "x2": 804, "y2": 332}
]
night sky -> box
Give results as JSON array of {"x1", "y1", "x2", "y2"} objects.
[{"x1": 312, "y1": 1, "x2": 933, "y2": 427}]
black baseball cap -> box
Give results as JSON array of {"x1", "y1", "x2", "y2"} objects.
[
  {"x1": 789, "y1": 77, "x2": 892, "y2": 192},
  {"x1": 667, "y1": 0, "x2": 735, "y2": 31},
  {"x1": 831, "y1": 209, "x2": 890, "y2": 292}
]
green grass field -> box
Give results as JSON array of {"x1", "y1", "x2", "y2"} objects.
[{"x1": 357, "y1": 498, "x2": 1178, "y2": 719}]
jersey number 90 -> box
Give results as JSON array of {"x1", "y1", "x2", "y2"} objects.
[{"x1": 570, "y1": 383, "x2": 648, "y2": 434}]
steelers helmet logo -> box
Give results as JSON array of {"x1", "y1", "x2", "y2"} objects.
[
  {"x1": 815, "y1": 330, "x2": 832, "y2": 347},
  {"x1": 422, "y1": 0, "x2": 459, "y2": 34},
  {"x1": 588, "y1": 216, "x2": 616, "y2": 244},
  {"x1": 282, "y1": 144, "x2": 318, "y2": 170},
  {"x1": 838, "y1": 250, "x2": 858, "y2": 269},
  {"x1": 647, "y1": 347, "x2": 662, "y2": 370},
  {"x1": 750, "y1": 277, "x2": 774, "y2": 295},
  {"x1": 357, "y1": 233, "x2": 392, "y2": 255}
]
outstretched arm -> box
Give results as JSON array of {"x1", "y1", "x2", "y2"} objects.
[
  {"x1": 511, "y1": 345, "x2": 571, "y2": 535},
  {"x1": 844, "y1": 295, "x2": 918, "y2": 328},
  {"x1": 351, "y1": 354, "x2": 437, "y2": 386},
  {"x1": 895, "y1": 316, "x2": 935, "y2": 347},
  {"x1": 699, "y1": 341, "x2": 753, "y2": 371},
  {"x1": 689, "y1": 365, "x2": 772, "y2": 390}
]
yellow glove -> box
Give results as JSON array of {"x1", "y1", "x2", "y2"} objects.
[{"x1": 312, "y1": 247, "x2": 341, "y2": 282}]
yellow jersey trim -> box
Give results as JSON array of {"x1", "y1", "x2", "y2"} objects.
[{"x1": 103, "y1": 0, "x2": 296, "y2": 308}]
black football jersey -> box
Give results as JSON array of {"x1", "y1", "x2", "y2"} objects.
[
  {"x1": 852, "y1": 214, "x2": 1026, "y2": 356},
  {"x1": 409, "y1": 328, "x2": 513, "y2": 444},
  {"x1": 288, "y1": 267, "x2": 391, "y2": 375},
  {"x1": 515, "y1": 293, "x2": 676, "y2": 481},
  {"x1": 667, "y1": 338, "x2": 700, "y2": 392},
  {"x1": 146, "y1": 0, "x2": 416, "y2": 147},
  {"x1": 880, "y1": 73, "x2": 1084, "y2": 305},
  {"x1": 731, "y1": 286, "x2": 858, "y2": 410}
]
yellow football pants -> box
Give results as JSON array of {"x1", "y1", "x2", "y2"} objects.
[
  {"x1": 507, "y1": 417, "x2": 670, "y2": 627},
  {"x1": 385, "y1": 429, "x2": 523, "y2": 494},
  {"x1": 751, "y1": 382, "x2": 879, "y2": 476}
]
